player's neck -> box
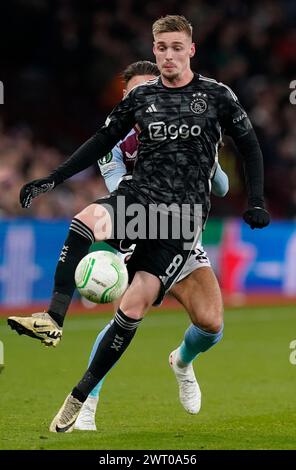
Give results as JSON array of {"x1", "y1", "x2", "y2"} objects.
[{"x1": 161, "y1": 69, "x2": 194, "y2": 88}]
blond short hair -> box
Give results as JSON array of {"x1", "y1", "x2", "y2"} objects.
[{"x1": 152, "y1": 15, "x2": 192, "y2": 38}]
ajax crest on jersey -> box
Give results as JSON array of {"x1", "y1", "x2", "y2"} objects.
[
  {"x1": 190, "y1": 93, "x2": 208, "y2": 114},
  {"x1": 75, "y1": 251, "x2": 128, "y2": 304}
]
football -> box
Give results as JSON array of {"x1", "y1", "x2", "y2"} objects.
[{"x1": 75, "y1": 251, "x2": 129, "y2": 304}]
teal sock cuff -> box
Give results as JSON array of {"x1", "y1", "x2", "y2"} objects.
[
  {"x1": 179, "y1": 323, "x2": 224, "y2": 364},
  {"x1": 191, "y1": 323, "x2": 224, "y2": 339}
]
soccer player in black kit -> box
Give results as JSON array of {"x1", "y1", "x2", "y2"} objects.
[{"x1": 8, "y1": 15, "x2": 270, "y2": 432}]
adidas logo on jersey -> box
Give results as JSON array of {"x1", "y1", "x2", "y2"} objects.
[{"x1": 146, "y1": 104, "x2": 157, "y2": 113}]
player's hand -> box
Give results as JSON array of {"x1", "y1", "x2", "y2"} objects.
[
  {"x1": 20, "y1": 177, "x2": 56, "y2": 208},
  {"x1": 243, "y1": 207, "x2": 270, "y2": 229}
]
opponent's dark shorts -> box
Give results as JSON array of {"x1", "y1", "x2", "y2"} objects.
[{"x1": 94, "y1": 189, "x2": 200, "y2": 305}]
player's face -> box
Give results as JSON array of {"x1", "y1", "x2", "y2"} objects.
[
  {"x1": 123, "y1": 74, "x2": 157, "y2": 96},
  {"x1": 153, "y1": 32, "x2": 195, "y2": 83}
]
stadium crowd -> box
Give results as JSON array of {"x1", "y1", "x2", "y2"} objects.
[{"x1": 0, "y1": 0, "x2": 295, "y2": 219}]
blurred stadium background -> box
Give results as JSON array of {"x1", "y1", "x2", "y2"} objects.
[{"x1": 0, "y1": 0, "x2": 296, "y2": 450}]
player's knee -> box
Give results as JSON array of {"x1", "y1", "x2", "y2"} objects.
[
  {"x1": 119, "y1": 293, "x2": 148, "y2": 319},
  {"x1": 207, "y1": 318, "x2": 223, "y2": 334},
  {"x1": 120, "y1": 308, "x2": 145, "y2": 321},
  {"x1": 120, "y1": 296, "x2": 151, "y2": 319},
  {"x1": 120, "y1": 272, "x2": 160, "y2": 317},
  {"x1": 75, "y1": 205, "x2": 95, "y2": 229},
  {"x1": 195, "y1": 319, "x2": 223, "y2": 334},
  {"x1": 192, "y1": 305, "x2": 224, "y2": 333},
  {"x1": 75, "y1": 204, "x2": 112, "y2": 240},
  {"x1": 120, "y1": 290, "x2": 154, "y2": 319}
]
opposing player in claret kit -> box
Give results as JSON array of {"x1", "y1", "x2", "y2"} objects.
[{"x1": 8, "y1": 15, "x2": 270, "y2": 432}]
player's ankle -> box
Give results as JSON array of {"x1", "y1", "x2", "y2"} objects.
[
  {"x1": 48, "y1": 292, "x2": 72, "y2": 327},
  {"x1": 174, "y1": 348, "x2": 191, "y2": 369},
  {"x1": 72, "y1": 387, "x2": 87, "y2": 403},
  {"x1": 48, "y1": 311, "x2": 64, "y2": 327}
]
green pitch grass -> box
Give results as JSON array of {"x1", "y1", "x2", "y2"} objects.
[{"x1": 0, "y1": 305, "x2": 296, "y2": 450}]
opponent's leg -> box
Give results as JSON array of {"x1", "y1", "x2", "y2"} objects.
[{"x1": 169, "y1": 266, "x2": 224, "y2": 414}]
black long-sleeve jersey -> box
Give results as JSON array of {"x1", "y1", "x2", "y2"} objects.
[{"x1": 53, "y1": 73, "x2": 265, "y2": 224}]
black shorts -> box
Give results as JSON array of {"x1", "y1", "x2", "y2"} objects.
[{"x1": 95, "y1": 189, "x2": 200, "y2": 305}]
